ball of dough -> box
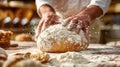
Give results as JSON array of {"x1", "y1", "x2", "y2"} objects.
[
  {"x1": 37, "y1": 24, "x2": 89, "y2": 52},
  {"x1": 30, "y1": 52, "x2": 49, "y2": 63},
  {"x1": 15, "y1": 33, "x2": 34, "y2": 42}
]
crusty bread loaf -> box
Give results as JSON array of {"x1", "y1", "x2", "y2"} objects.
[
  {"x1": 37, "y1": 24, "x2": 89, "y2": 52},
  {"x1": 15, "y1": 33, "x2": 34, "y2": 42},
  {"x1": 0, "y1": 30, "x2": 13, "y2": 48}
]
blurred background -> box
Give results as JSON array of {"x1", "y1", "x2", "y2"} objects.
[{"x1": 0, "y1": 0, "x2": 120, "y2": 44}]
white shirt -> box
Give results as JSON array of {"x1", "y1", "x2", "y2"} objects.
[{"x1": 35, "y1": 0, "x2": 111, "y2": 18}]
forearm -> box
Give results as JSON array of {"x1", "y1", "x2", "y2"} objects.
[
  {"x1": 77, "y1": 5, "x2": 103, "y2": 21},
  {"x1": 38, "y1": 4, "x2": 55, "y2": 17}
]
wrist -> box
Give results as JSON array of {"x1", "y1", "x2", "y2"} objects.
[{"x1": 77, "y1": 5, "x2": 103, "y2": 21}]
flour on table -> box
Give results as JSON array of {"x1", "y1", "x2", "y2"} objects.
[
  {"x1": 49, "y1": 52, "x2": 89, "y2": 66},
  {"x1": 57, "y1": 52, "x2": 89, "y2": 64}
]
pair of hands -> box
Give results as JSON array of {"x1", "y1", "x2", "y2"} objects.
[{"x1": 35, "y1": 12, "x2": 90, "y2": 39}]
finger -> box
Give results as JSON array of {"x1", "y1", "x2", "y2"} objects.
[
  {"x1": 67, "y1": 18, "x2": 78, "y2": 31},
  {"x1": 38, "y1": 20, "x2": 44, "y2": 31},
  {"x1": 67, "y1": 20, "x2": 77, "y2": 31},
  {"x1": 83, "y1": 26, "x2": 89, "y2": 39},
  {"x1": 78, "y1": 21, "x2": 89, "y2": 39},
  {"x1": 75, "y1": 25, "x2": 81, "y2": 34},
  {"x1": 62, "y1": 17, "x2": 73, "y2": 26},
  {"x1": 42, "y1": 15, "x2": 57, "y2": 32},
  {"x1": 44, "y1": 15, "x2": 52, "y2": 24},
  {"x1": 41, "y1": 22, "x2": 47, "y2": 32},
  {"x1": 35, "y1": 19, "x2": 44, "y2": 38},
  {"x1": 78, "y1": 20, "x2": 83, "y2": 27},
  {"x1": 48, "y1": 15, "x2": 57, "y2": 25},
  {"x1": 43, "y1": 15, "x2": 52, "y2": 26},
  {"x1": 78, "y1": 20, "x2": 86, "y2": 32},
  {"x1": 37, "y1": 18, "x2": 43, "y2": 30},
  {"x1": 56, "y1": 16, "x2": 64, "y2": 24}
]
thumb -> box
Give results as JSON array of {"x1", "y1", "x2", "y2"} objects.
[{"x1": 35, "y1": 20, "x2": 44, "y2": 40}]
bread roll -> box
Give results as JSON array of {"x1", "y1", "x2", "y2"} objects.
[
  {"x1": 30, "y1": 52, "x2": 49, "y2": 63},
  {"x1": 9, "y1": 1, "x2": 24, "y2": 7},
  {"x1": 37, "y1": 24, "x2": 89, "y2": 52},
  {"x1": 3, "y1": 10, "x2": 14, "y2": 28},
  {"x1": 15, "y1": 33, "x2": 34, "y2": 42},
  {"x1": 0, "y1": 30, "x2": 13, "y2": 48}
]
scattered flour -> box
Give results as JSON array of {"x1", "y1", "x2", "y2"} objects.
[{"x1": 49, "y1": 52, "x2": 89, "y2": 66}]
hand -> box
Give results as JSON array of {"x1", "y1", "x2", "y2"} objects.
[
  {"x1": 35, "y1": 12, "x2": 59, "y2": 40},
  {"x1": 62, "y1": 14, "x2": 90, "y2": 38},
  {"x1": 39, "y1": 12, "x2": 59, "y2": 32}
]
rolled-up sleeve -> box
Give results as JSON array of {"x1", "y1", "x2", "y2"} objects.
[
  {"x1": 35, "y1": 0, "x2": 51, "y2": 11},
  {"x1": 88, "y1": 0, "x2": 111, "y2": 14},
  {"x1": 35, "y1": 0, "x2": 53, "y2": 17}
]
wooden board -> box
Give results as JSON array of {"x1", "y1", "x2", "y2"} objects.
[{"x1": 5, "y1": 41, "x2": 120, "y2": 66}]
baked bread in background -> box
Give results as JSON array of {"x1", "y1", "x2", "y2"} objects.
[
  {"x1": 106, "y1": 41, "x2": 120, "y2": 46},
  {"x1": 15, "y1": 33, "x2": 34, "y2": 42},
  {"x1": 37, "y1": 24, "x2": 89, "y2": 52},
  {"x1": 30, "y1": 52, "x2": 49, "y2": 63},
  {"x1": 0, "y1": 10, "x2": 6, "y2": 22},
  {"x1": 2, "y1": 10, "x2": 14, "y2": 28},
  {"x1": 8, "y1": 1, "x2": 24, "y2": 8},
  {"x1": 0, "y1": 30, "x2": 13, "y2": 48}
]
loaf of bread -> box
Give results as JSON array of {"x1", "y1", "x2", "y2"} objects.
[
  {"x1": 14, "y1": 52, "x2": 49, "y2": 63},
  {"x1": 30, "y1": 52, "x2": 49, "y2": 63},
  {"x1": 15, "y1": 33, "x2": 34, "y2": 42},
  {"x1": 0, "y1": 30, "x2": 13, "y2": 48},
  {"x1": 37, "y1": 24, "x2": 89, "y2": 52}
]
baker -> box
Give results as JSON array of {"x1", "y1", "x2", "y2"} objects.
[{"x1": 35, "y1": 0, "x2": 111, "y2": 43}]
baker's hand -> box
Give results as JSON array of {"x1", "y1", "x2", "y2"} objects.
[
  {"x1": 39, "y1": 12, "x2": 59, "y2": 32},
  {"x1": 62, "y1": 14, "x2": 90, "y2": 38},
  {"x1": 35, "y1": 12, "x2": 59, "y2": 40}
]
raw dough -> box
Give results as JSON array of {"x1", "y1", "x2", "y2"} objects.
[
  {"x1": 30, "y1": 52, "x2": 49, "y2": 63},
  {"x1": 37, "y1": 24, "x2": 88, "y2": 52}
]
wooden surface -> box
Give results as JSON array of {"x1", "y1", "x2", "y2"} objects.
[
  {"x1": 5, "y1": 41, "x2": 120, "y2": 66},
  {"x1": 6, "y1": 41, "x2": 120, "y2": 55}
]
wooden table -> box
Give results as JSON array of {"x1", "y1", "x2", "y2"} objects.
[{"x1": 5, "y1": 41, "x2": 120, "y2": 67}]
